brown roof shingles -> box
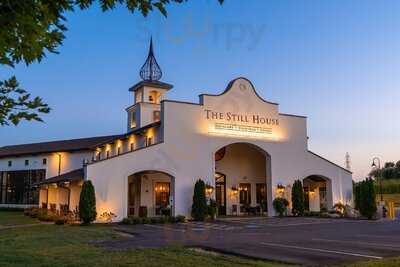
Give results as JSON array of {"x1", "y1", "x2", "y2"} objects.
[{"x1": 0, "y1": 135, "x2": 123, "y2": 158}]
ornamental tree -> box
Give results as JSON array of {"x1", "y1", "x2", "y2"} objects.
[
  {"x1": 291, "y1": 180, "x2": 305, "y2": 216},
  {"x1": 79, "y1": 180, "x2": 97, "y2": 225},
  {"x1": 0, "y1": 77, "x2": 50, "y2": 126},
  {"x1": 191, "y1": 179, "x2": 207, "y2": 221},
  {"x1": 355, "y1": 178, "x2": 377, "y2": 220}
]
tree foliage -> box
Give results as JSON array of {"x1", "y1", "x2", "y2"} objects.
[
  {"x1": 1, "y1": 0, "x2": 223, "y2": 126},
  {"x1": 354, "y1": 178, "x2": 377, "y2": 220},
  {"x1": 370, "y1": 160, "x2": 400, "y2": 180},
  {"x1": 273, "y1": 197, "x2": 289, "y2": 217},
  {"x1": 291, "y1": 180, "x2": 304, "y2": 216},
  {"x1": 79, "y1": 180, "x2": 97, "y2": 225},
  {"x1": 1, "y1": 0, "x2": 223, "y2": 67},
  {"x1": 191, "y1": 179, "x2": 207, "y2": 221},
  {"x1": 0, "y1": 77, "x2": 50, "y2": 125}
]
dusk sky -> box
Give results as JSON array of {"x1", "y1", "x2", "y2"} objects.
[{"x1": 1, "y1": 1, "x2": 399, "y2": 180}]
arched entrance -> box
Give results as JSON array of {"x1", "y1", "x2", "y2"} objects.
[
  {"x1": 303, "y1": 175, "x2": 333, "y2": 212},
  {"x1": 128, "y1": 170, "x2": 174, "y2": 217},
  {"x1": 214, "y1": 143, "x2": 271, "y2": 216}
]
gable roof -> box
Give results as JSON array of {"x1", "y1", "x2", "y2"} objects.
[{"x1": 0, "y1": 135, "x2": 123, "y2": 158}]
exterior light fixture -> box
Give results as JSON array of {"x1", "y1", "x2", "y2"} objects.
[
  {"x1": 205, "y1": 185, "x2": 214, "y2": 195},
  {"x1": 276, "y1": 184, "x2": 285, "y2": 194}
]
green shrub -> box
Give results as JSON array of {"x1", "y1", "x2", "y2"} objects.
[
  {"x1": 24, "y1": 207, "x2": 40, "y2": 218},
  {"x1": 207, "y1": 199, "x2": 217, "y2": 220},
  {"x1": 333, "y1": 203, "x2": 346, "y2": 216},
  {"x1": 291, "y1": 180, "x2": 305, "y2": 216},
  {"x1": 121, "y1": 218, "x2": 131, "y2": 225},
  {"x1": 150, "y1": 217, "x2": 160, "y2": 224},
  {"x1": 273, "y1": 197, "x2": 289, "y2": 217},
  {"x1": 141, "y1": 217, "x2": 151, "y2": 224},
  {"x1": 79, "y1": 180, "x2": 97, "y2": 225},
  {"x1": 355, "y1": 178, "x2": 377, "y2": 219},
  {"x1": 55, "y1": 218, "x2": 66, "y2": 225},
  {"x1": 175, "y1": 215, "x2": 186, "y2": 223},
  {"x1": 191, "y1": 179, "x2": 207, "y2": 221}
]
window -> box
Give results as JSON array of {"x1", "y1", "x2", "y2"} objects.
[
  {"x1": 130, "y1": 111, "x2": 136, "y2": 128},
  {"x1": 153, "y1": 110, "x2": 161, "y2": 121},
  {"x1": 0, "y1": 169, "x2": 46, "y2": 205},
  {"x1": 256, "y1": 183, "x2": 267, "y2": 204},
  {"x1": 239, "y1": 183, "x2": 251, "y2": 205},
  {"x1": 148, "y1": 95, "x2": 154, "y2": 102},
  {"x1": 7, "y1": 161, "x2": 12, "y2": 167},
  {"x1": 24, "y1": 160, "x2": 29, "y2": 166},
  {"x1": 42, "y1": 158, "x2": 47, "y2": 165}
]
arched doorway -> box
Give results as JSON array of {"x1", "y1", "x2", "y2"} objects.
[
  {"x1": 214, "y1": 143, "x2": 270, "y2": 216},
  {"x1": 303, "y1": 175, "x2": 333, "y2": 212},
  {"x1": 128, "y1": 170, "x2": 174, "y2": 217}
]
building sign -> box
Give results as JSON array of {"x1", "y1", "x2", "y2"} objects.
[{"x1": 204, "y1": 109, "x2": 279, "y2": 139}]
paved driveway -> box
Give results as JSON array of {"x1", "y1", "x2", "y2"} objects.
[{"x1": 100, "y1": 217, "x2": 400, "y2": 266}]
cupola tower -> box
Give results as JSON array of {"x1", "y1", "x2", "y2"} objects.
[{"x1": 126, "y1": 38, "x2": 173, "y2": 132}]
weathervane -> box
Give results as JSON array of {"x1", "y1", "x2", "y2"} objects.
[{"x1": 139, "y1": 37, "x2": 162, "y2": 82}]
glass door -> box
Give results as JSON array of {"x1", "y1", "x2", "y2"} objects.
[{"x1": 215, "y1": 173, "x2": 226, "y2": 216}]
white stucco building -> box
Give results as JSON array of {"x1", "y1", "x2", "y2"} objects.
[{"x1": 0, "y1": 41, "x2": 352, "y2": 220}]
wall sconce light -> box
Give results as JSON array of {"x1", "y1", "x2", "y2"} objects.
[
  {"x1": 205, "y1": 184, "x2": 214, "y2": 195},
  {"x1": 276, "y1": 184, "x2": 285, "y2": 194},
  {"x1": 231, "y1": 186, "x2": 238, "y2": 194}
]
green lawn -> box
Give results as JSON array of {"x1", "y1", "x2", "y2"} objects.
[
  {"x1": 0, "y1": 211, "x2": 38, "y2": 227},
  {"x1": 342, "y1": 258, "x2": 400, "y2": 267},
  {"x1": 0, "y1": 223, "x2": 289, "y2": 267},
  {"x1": 0, "y1": 211, "x2": 399, "y2": 267}
]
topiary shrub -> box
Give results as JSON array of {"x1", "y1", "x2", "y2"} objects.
[
  {"x1": 191, "y1": 179, "x2": 207, "y2": 221},
  {"x1": 360, "y1": 178, "x2": 377, "y2": 219},
  {"x1": 79, "y1": 180, "x2": 97, "y2": 225},
  {"x1": 273, "y1": 197, "x2": 289, "y2": 217},
  {"x1": 291, "y1": 180, "x2": 305, "y2": 216}
]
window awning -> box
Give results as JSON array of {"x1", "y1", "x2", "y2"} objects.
[{"x1": 35, "y1": 168, "x2": 84, "y2": 186}]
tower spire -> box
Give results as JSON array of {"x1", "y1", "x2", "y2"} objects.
[{"x1": 139, "y1": 37, "x2": 162, "y2": 82}]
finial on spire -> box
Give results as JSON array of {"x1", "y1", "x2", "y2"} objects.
[{"x1": 139, "y1": 37, "x2": 163, "y2": 81}]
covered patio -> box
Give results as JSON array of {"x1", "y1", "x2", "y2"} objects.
[{"x1": 36, "y1": 169, "x2": 83, "y2": 213}]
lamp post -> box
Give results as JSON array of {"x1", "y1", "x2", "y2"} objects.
[
  {"x1": 371, "y1": 157, "x2": 386, "y2": 218},
  {"x1": 371, "y1": 157, "x2": 383, "y2": 202}
]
